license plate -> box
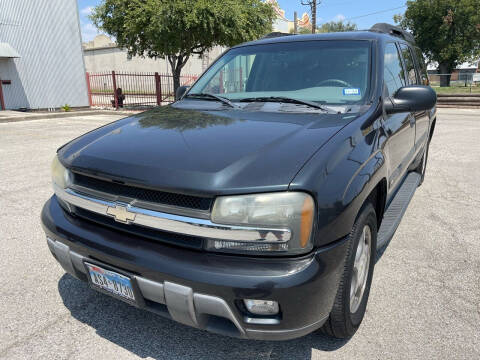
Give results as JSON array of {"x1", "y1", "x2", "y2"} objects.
[{"x1": 85, "y1": 263, "x2": 136, "y2": 303}]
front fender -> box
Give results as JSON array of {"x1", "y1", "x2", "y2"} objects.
[
  {"x1": 290, "y1": 114, "x2": 386, "y2": 247},
  {"x1": 341, "y1": 149, "x2": 386, "y2": 224}
]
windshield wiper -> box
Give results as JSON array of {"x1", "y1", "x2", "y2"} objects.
[
  {"x1": 238, "y1": 96, "x2": 336, "y2": 113},
  {"x1": 185, "y1": 93, "x2": 238, "y2": 108}
]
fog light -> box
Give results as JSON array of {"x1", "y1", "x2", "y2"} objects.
[{"x1": 243, "y1": 299, "x2": 279, "y2": 315}]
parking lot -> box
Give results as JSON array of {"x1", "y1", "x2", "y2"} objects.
[{"x1": 0, "y1": 108, "x2": 479, "y2": 359}]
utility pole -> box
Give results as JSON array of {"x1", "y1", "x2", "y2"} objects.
[
  {"x1": 294, "y1": 11, "x2": 298, "y2": 34},
  {"x1": 311, "y1": 1, "x2": 317, "y2": 33},
  {"x1": 301, "y1": 1, "x2": 321, "y2": 34}
]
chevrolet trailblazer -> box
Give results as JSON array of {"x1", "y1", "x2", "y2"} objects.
[{"x1": 41, "y1": 24, "x2": 436, "y2": 340}]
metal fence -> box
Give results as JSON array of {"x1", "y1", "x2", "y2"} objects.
[
  {"x1": 86, "y1": 71, "x2": 199, "y2": 109},
  {"x1": 428, "y1": 73, "x2": 480, "y2": 92},
  {"x1": 85, "y1": 71, "x2": 480, "y2": 107}
]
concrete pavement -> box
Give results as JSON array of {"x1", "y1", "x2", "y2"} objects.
[
  {"x1": 0, "y1": 110, "x2": 138, "y2": 123},
  {"x1": 0, "y1": 109, "x2": 479, "y2": 359}
]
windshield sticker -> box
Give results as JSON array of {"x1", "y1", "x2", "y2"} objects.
[{"x1": 343, "y1": 88, "x2": 361, "y2": 96}]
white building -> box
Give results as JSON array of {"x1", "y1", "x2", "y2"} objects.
[
  {"x1": 267, "y1": 0, "x2": 311, "y2": 33},
  {"x1": 427, "y1": 60, "x2": 480, "y2": 73},
  {"x1": 0, "y1": 0, "x2": 88, "y2": 110},
  {"x1": 83, "y1": 35, "x2": 224, "y2": 75}
]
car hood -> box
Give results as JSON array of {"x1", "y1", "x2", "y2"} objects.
[{"x1": 58, "y1": 104, "x2": 351, "y2": 196}]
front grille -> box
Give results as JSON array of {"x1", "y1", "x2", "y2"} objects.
[
  {"x1": 73, "y1": 206, "x2": 204, "y2": 250},
  {"x1": 73, "y1": 173, "x2": 212, "y2": 211}
]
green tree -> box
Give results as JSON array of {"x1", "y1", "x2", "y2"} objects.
[
  {"x1": 395, "y1": 0, "x2": 480, "y2": 87},
  {"x1": 290, "y1": 20, "x2": 357, "y2": 34},
  {"x1": 318, "y1": 20, "x2": 357, "y2": 33},
  {"x1": 91, "y1": 0, "x2": 275, "y2": 96},
  {"x1": 290, "y1": 27, "x2": 313, "y2": 34}
]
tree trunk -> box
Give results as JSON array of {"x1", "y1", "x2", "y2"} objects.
[
  {"x1": 173, "y1": 69, "x2": 181, "y2": 99},
  {"x1": 168, "y1": 54, "x2": 189, "y2": 100},
  {"x1": 439, "y1": 62, "x2": 453, "y2": 87}
]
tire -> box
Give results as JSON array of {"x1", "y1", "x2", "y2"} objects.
[{"x1": 320, "y1": 203, "x2": 377, "y2": 339}]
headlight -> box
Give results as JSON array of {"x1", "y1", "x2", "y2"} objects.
[
  {"x1": 209, "y1": 192, "x2": 314, "y2": 255},
  {"x1": 51, "y1": 155, "x2": 72, "y2": 189}
]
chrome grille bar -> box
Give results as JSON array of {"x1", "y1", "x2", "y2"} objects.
[{"x1": 54, "y1": 185, "x2": 291, "y2": 243}]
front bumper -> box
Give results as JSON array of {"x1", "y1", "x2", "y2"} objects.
[{"x1": 41, "y1": 196, "x2": 348, "y2": 340}]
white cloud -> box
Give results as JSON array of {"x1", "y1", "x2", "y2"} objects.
[
  {"x1": 333, "y1": 14, "x2": 346, "y2": 22},
  {"x1": 80, "y1": 6, "x2": 94, "y2": 16},
  {"x1": 81, "y1": 22, "x2": 100, "y2": 42}
]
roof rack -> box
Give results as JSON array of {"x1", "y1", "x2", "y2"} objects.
[
  {"x1": 370, "y1": 23, "x2": 415, "y2": 43},
  {"x1": 262, "y1": 32, "x2": 295, "y2": 39}
]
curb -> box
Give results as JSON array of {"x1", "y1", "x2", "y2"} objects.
[
  {"x1": 0, "y1": 110, "x2": 138, "y2": 124},
  {"x1": 436, "y1": 93, "x2": 480, "y2": 98},
  {"x1": 436, "y1": 93, "x2": 480, "y2": 109},
  {"x1": 437, "y1": 104, "x2": 480, "y2": 109},
  {"x1": 436, "y1": 93, "x2": 480, "y2": 108}
]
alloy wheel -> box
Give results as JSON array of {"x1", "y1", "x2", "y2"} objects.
[{"x1": 350, "y1": 225, "x2": 371, "y2": 313}]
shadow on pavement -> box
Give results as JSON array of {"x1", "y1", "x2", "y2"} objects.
[{"x1": 58, "y1": 274, "x2": 349, "y2": 359}]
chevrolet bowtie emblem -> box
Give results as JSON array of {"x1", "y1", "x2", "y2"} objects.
[{"x1": 106, "y1": 204, "x2": 136, "y2": 223}]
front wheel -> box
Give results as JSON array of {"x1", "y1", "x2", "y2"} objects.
[{"x1": 320, "y1": 203, "x2": 377, "y2": 339}]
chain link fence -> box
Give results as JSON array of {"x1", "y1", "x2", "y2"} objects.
[{"x1": 428, "y1": 73, "x2": 480, "y2": 93}]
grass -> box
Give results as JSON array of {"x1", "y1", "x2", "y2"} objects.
[{"x1": 61, "y1": 104, "x2": 72, "y2": 112}]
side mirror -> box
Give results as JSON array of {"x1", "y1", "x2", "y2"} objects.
[
  {"x1": 176, "y1": 85, "x2": 189, "y2": 100},
  {"x1": 384, "y1": 85, "x2": 436, "y2": 114}
]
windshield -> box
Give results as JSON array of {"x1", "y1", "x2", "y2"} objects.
[{"x1": 189, "y1": 40, "x2": 372, "y2": 105}]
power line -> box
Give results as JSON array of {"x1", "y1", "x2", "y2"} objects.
[
  {"x1": 321, "y1": 0, "x2": 363, "y2": 7},
  {"x1": 344, "y1": 5, "x2": 406, "y2": 21}
]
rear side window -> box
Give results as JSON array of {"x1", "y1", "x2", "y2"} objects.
[
  {"x1": 400, "y1": 44, "x2": 419, "y2": 85},
  {"x1": 414, "y1": 47, "x2": 429, "y2": 85},
  {"x1": 384, "y1": 43, "x2": 405, "y2": 96}
]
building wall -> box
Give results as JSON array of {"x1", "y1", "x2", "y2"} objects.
[
  {"x1": 83, "y1": 37, "x2": 225, "y2": 75},
  {"x1": 83, "y1": 34, "x2": 116, "y2": 50},
  {"x1": 0, "y1": 0, "x2": 88, "y2": 109},
  {"x1": 84, "y1": 47, "x2": 178, "y2": 74}
]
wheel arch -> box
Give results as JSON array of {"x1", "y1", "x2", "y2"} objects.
[
  {"x1": 336, "y1": 150, "x2": 387, "y2": 242},
  {"x1": 365, "y1": 178, "x2": 387, "y2": 230}
]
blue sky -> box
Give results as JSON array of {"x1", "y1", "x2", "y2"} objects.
[{"x1": 77, "y1": 0, "x2": 406, "y2": 42}]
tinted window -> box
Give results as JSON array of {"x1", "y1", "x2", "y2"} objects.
[
  {"x1": 202, "y1": 54, "x2": 256, "y2": 94},
  {"x1": 384, "y1": 43, "x2": 405, "y2": 96},
  {"x1": 190, "y1": 41, "x2": 372, "y2": 105},
  {"x1": 400, "y1": 44, "x2": 418, "y2": 85},
  {"x1": 414, "y1": 47, "x2": 429, "y2": 85}
]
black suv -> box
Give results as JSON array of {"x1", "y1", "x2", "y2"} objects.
[{"x1": 42, "y1": 24, "x2": 436, "y2": 340}]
